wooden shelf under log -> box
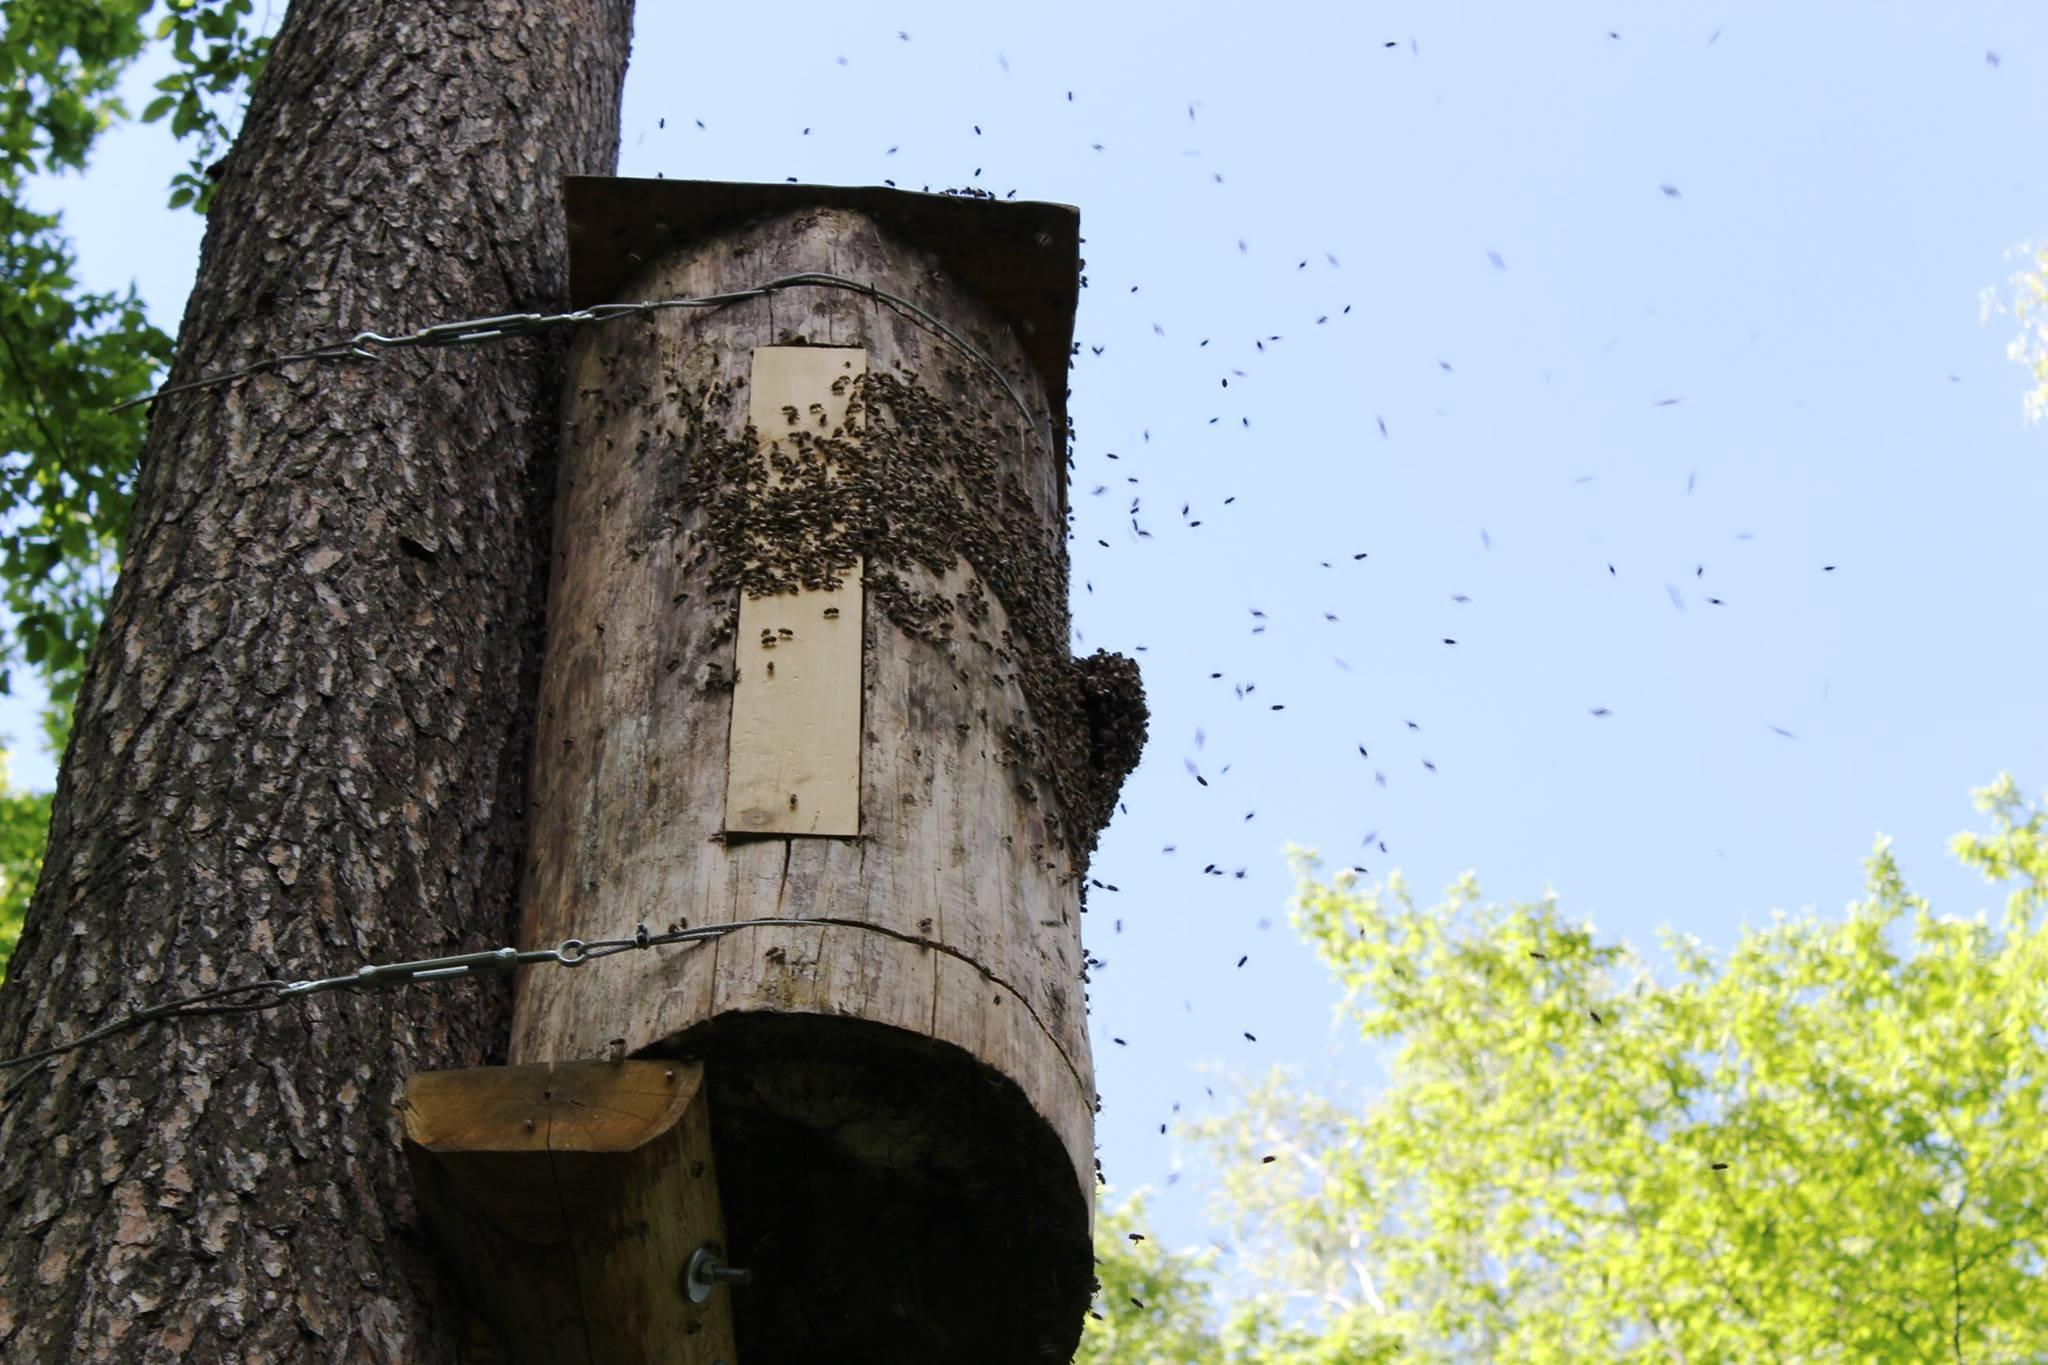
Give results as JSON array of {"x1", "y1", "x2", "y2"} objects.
[{"x1": 400, "y1": 1060, "x2": 737, "y2": 1364}]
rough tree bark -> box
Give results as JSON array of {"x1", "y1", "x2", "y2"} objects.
[{"x1": 0, "y1": 3, "x2": 632, "y2": 1359}]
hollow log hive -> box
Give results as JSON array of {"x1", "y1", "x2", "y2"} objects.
[{"x1": 509, "y1": 179, "x2": 1147, "y2": 1363}]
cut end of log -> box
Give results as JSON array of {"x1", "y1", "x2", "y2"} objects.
[{"x1": 660, "y1": 1012, "x2": 1092, "y2": 1365}]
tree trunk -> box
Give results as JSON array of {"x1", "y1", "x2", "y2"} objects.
[{"x1": 0, "y1": 3, "x2": 631, "y2": 1359}]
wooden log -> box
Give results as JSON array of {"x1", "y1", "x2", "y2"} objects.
[
  {"x1": 400, "y1": 1060, "x2": 735, "y2": 1365},
  {"x1": 515, "y1": 183, "x2": 1147, "y2": 1363}
]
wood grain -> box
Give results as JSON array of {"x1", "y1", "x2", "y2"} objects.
[{"x1": 401, "y1": 1061, "x2": 735, "y2": 1364}]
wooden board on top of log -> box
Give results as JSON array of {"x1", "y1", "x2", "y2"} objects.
[
  {"x1": 724, "y1": 345, "x2": 866, "y2": 836},
  {"x1": 516, "y1": 181, "x2": 1148, "y2": 1363},
  {"x1": 400, "y1": 1060, "x2": 735, "y2": 1364}
]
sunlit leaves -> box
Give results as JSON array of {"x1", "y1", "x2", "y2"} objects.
[
  {"x1": 1080, "y1": 1187, "x2": 1409, "y2": 1365},
  {"x1": 0, "y1": 197, "x2": 170, "y2": 709},
  {"x1": 1090, "y1": 778, "x2": 2048, "y2": 1361},
  {"x1": 1985, "y1": 241, "x2": 2048, "y2": 425},
  {"x1": 0, "y1": 0, "x2": 152, "y2": 183},
  {"x1": 0, "y1": 0, "x2": 264, "y2": 727},
  {"x1": 0, "y1": 750, "x2": 53, "y2": 979},
  {"x1": 1077, "y1": 1193, "x2": 1227, "y2": 1363},
  {"x1": 0, "y1": 2, "x2": 265, "y2": 946},
  {"x1": 140, "y1": 0, "x2": 270, "y2": 216}
]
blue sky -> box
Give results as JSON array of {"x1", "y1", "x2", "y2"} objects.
[{"x1": 15, "y1": 1, "x2": 2047, "y2": 1259}]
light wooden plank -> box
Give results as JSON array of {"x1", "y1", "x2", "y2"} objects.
[
  {"x1": 400, "y1": 1061, "x2": 735, "y2": 1364},
  {"x1": 725, "y1": 345, "x2": 866, "y2": 836}
]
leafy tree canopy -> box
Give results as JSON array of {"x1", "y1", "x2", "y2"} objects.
[
  {"x1": 0, "y1": 0, "x2": 265, "y2": 717},
  {"x1": 1083, "y1": 775, "x2": 2048, "y2": 1363},
  {"x1": 0, "y1": 0, "x2": 266, "y2": 980}
]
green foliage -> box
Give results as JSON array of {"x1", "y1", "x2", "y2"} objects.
[
  {"x1": 1090, "y1": 777, "x2": 2048, "y2": 1362},
  {"x1": 0, "y1": 750, "x2": 53, "y2": 979},
  {"x1": 139, "y1": 0, "x2": 270, "y2": 216},
  {"x1": 0, "y1": 0, "x2": 266, "y2": 968},
  {"x1": 1, "y1": 0, "x2": 159, "y2": 713},
  {"x1": 1078, "y1": 1193, "x2": 1228, "y2": 1363},
  {"x1": 1987, "y1": 241, "x2": 2048, "y2": 425},
  {"x1": 0, "y1": 198, "x2": 171, "y2": 709},
  {"x1": 0, "y1": 0, "x2": 151, "y2": 179},
  {"x1": 1079, "y1": 1190, "x2": 1408, "y2": 1364},
  {"x1": 0, "y1": 0, "x2": 265, "y2": 725}
]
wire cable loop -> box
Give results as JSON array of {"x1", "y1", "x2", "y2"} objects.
[{"x1": 109, "y1": 273, "x2": 1048, "y2": 440}]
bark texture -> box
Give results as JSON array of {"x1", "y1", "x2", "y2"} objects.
[{"x1": 0, "y1": 2, "x2": 631, "y2": 1359}]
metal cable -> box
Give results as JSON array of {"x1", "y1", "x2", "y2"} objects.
[
  {"x1": 111, "y1": 271, "x2": 1047, "y2": 438},
  {"x1": 0, "y1": 915, "x2": 842, "y2": 1092},
  {"x1": 0, "y1": 978, "x2": 287, "y2": 1073}
]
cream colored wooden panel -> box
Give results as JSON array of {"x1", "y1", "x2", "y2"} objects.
[{"x1": 725, "y1": 346, "x2": 865, "y2": 835}]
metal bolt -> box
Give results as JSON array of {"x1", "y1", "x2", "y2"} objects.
[{"x1": 685, "y1": 1245, "x2": 752, "y2": 1303}]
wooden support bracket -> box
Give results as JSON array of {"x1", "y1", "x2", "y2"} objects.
[{"x1": 400, "y1": 1060, "x2": 737, "y2": 1364}]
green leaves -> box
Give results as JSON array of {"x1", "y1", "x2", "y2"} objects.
[
  {"x1": 0, "y1": 751, "x2": 53, "y2": 980},
  {"x1": 0, "y1": 195, "x2": 172, "y2": 710},
  {"x1": 1078, "y1": 1193, "x2": 1227, "y2": 1364},
  {"x1": 1987, "y1": 242, "x2": 2048, "y2": 425},
  {"x1": 137, "y1": 0, "x2": 271, "y2": 217},
  {"x1": 1079, "y1": 1190, "x2": 1410, "y2": 1364},
  {"x1": 0, "y1": 0, "x2": 152, "y2": 182},
  {"x1": 0, "y1": 2, "x2": 267, "y2": 946},
  {"x1": 0, "y1": 0, "x2": 266, "y2": 733},
  {"x1": 1090, "y1": 780, "x2": 2048, "y2": 1361}
]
